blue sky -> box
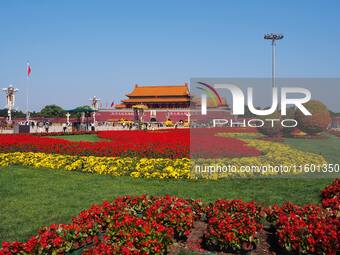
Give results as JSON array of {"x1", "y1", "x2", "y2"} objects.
[{"x1": 0, "y1": 0, "x2": 339, "y2": 111}]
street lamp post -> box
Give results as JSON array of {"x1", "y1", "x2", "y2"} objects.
[
  {"x1": 264, "y1": 33, "x2": 284, "y2": 88},
  {"x1": 2, "y1": 85, "x2": 19, "y2": 124}
]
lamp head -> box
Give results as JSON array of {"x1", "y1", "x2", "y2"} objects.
[{"x1": 264, "y1": 33, "x2": 284, "y2": 40}]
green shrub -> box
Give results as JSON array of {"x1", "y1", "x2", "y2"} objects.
[
  {"x1": 295, "y1": 100, "x2": 331, "y2": 135},
  {"x1": 258, "y1": 111, "x2": 283, "y2": 137}
]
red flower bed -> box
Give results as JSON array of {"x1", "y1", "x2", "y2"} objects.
[
  {"x1": 110, "y1": 195, "x2": 195, "y2": 240},
  {"x1": 82, "y1": 215, "x2": 172, "y2": 255},
  {"x1": 0, "y1": 130, "x2": 189, "y2": 158},
  {"x1": 0, "y1": 128, "x2": 261, "y2": 158},
  {"x1": 190, "y1": 128, "x2": 261, "y2": 158},
  {"x1": 99, "y1": 128, "x2": 260, "y2": 158},
  {"x1": 321, "y1": 178, "x2": 340, "y2": 211},
  {"x1": 265, "y1": 202, "x2": 339, "y2": 255},
  {"x1": 203, "y1": 200, "x2": 263, "y2": 253}
]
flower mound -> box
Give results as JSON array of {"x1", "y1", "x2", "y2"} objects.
[
  {"x1": 321, "y1": 178, "x2": 340, "y2": 211},
  {"x1": 265, "y1": 202, "x2": 339, "y2": 255},
  {"x1": 83, "y1": 215, "x2": 172, "y2": 255},
  {"x1": 203, "y1": 200, "x2": 263, "y2": 253}
]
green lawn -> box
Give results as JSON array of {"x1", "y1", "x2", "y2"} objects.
[
  {"x1": 48, "y1": 134, "x2": 106, "y2": 142},
  {"x1": 0, "y1": 165, "x2": 334, "y2": 244},
  {"x1": 285, "y1": 134, "x2": 340, "y2": 164}
]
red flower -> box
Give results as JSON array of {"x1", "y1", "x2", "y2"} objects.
[
  {"x1": 269, "y1": 202, "x2": 339, "y2": 255},
  {"x1": 0, "y1": 128, "x2": 260, "y2": 159},
  {"x1": 203, "y1": 200, "x2": 263, "y2": 252},
  {"x1": 321, "y1": 178, "x2": 340, "y2": 211}
]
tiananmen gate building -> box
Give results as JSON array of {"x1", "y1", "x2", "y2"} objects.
[
  {"x1": 115, "y1": 83, "x2": 190, "y2": 109},
  {"x1": 96, "y1": 84, "x2": 191, "y2": 123},
  {"x1": 95, "y1": 83, "x2": 230, "y2": 123}
]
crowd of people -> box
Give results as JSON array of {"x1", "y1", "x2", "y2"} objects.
[{"x1": 0, "y1": 118, "x2": 189, "y2": 134}]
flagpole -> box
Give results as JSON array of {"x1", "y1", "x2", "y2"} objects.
[
  {"x1": 26, "y1": 79, "x2": 29, "y2": 121},
  {"x1": 26, "y1": 62, "x2": 30, "y2": 122}
]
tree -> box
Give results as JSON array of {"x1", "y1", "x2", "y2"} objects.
[
  {"x1": 295, "y1": 100, "x2": 331, "y2": 135},
  {"x1": 30, "y1": 111, "x2": 40, "y2": 117},
  {"x1": 72, "y1": 105, "x2": 92, "y2": 112},
  {"x1": 0, "y1": 109, "x2": 8, "y2": 117},
  {"x1": 70, "y1": 105, "x2": 93, "y2": 118},
  {"x1": 0, "y1": 109, "x2": 26, "y2": 118},
  {"x1": 257, "y1": 111, "x2": 283, "y2": 137},
  {"x1": 12, "y1": 110, "x2": 26, "y2": 118},
  {"x1": 40, "y1": 105, "x2": 64, "y2": 117}
]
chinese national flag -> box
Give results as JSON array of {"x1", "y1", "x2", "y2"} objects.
[{"x1": 27, "y1": 62, "x2": 31, "y2": 78}]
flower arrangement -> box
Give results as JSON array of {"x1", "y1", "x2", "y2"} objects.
[
  {"x1": 190, "y1": 132, "x2": 261, "y2": 158},
  {"x1": 0, "y1": 128, "x2": 264, "y2": 159},
  {"x1": 0, "y1": 129, "x2": 328, "y2": 180},
  {"x1": 193, "y1": 134, "x2": 327, "y2": 178},
  {"x1": 265, "y1": 201, "x2": 339, "y2": 255},
  {"x1": 0, "y1": 130, "x2": 190, "y2": 158},
  {"x1": 83, "y1": 215, "x2": 172, "y2": 255},
  {"x1": 0, "y1": 148, "x2": 326, "y2": 180},
  {"x1": 321, "y1": 178, "x2": 340, "y2": 211},
  {"x1": 0, "y1": 152, "x2": 191, "y2": 179},
  {"x1": 203, "y1": 200, "x2": 263, "y2": 253}
]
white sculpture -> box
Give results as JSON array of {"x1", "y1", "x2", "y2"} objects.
[
  {"x1": 89, "y1": 96, "x2": 101, "y2": 125},
  {"x1": 66, "y1": 112, "x2": 71, "y2": 124},
  {"x1": 2, "y1": 85, "x2": 19, "y2": 123}
]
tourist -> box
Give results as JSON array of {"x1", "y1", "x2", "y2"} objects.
[{"x1": 44, "y1": 122, "x2": 49, "y2": 133}]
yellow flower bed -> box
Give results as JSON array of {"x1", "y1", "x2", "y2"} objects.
[
  {"x1": 192, "y1": 134, "x2": 327, "y2": 179},
  {"x1": 0, "y1": 152, "x2": 191, "y2": 179}
]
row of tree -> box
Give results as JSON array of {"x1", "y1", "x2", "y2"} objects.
[{"x1": 0, "y1": 105, "x2": 92, "y2": 118}]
